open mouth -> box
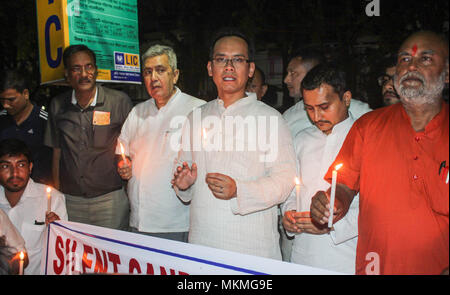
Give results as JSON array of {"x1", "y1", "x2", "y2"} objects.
[{"x1": 223, "y1": 76, "x2": 236, "y2": 82}]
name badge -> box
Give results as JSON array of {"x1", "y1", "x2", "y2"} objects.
[{"x1": 93, "y1": 111, "x2": 111, "y2": 125}]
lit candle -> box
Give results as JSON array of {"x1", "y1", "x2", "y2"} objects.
[
  {"x1": 46, "y1": 187, "x2": 52, "y2": 214},
  {"x1": 119, "y1": 142, "x2": 128, "y2": 165},
  {"x1": 294, "y1": 177, "x2": 301, "y2": 212},
  {"x1": 328, "y1": 163, "x2": 343, "y2": 228},
  {"x1": 19, "y1": 251, "x2": 24, "y2": 275}
]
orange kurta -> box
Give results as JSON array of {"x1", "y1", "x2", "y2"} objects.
[{"x1": 325, "y1": 102, "x2": 449, "y2": 275}]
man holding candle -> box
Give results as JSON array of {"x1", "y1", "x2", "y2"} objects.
[
  {"x1": 115, "y1": 45, "x2": 205, "y2": 242},
  {"x1": 0, "y1": 138, "x2": 67, "y2": 274},
  {"x1": 171, "y1": 28, "x2": 296, "y2": 259},
  {"x1": 44, "y1": 44, "x2": 133, "y2": 230},
  {"x1": 310, "y1": 31, "x2": 449, "y2": 275},
  {"x1": 281, "y1": 64, "x2": 359, "y2": 274}
]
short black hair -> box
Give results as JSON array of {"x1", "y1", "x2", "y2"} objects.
[
  {"x1": 0, "y1": 138, "x2": 32, "y2": 163},
  {"x1": 63, "y1": 44, "x2": 97, "y2": 69},
  {"x1": 289, "y1": 47, "x2": 325, "y2": 67},
  {"x1": 301, "y1": 63, "x2": 349, "y2": 99},
  {"x1": 0, "y1": 70, "x2": 29, "y2": 93},
  {"x1": 209, "y1": 27, "x2": 255, "y2": 61}
]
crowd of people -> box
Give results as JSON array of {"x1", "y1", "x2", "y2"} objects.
[{"x1": 0, "y1": 27, "x2": 448, "y2": 275}]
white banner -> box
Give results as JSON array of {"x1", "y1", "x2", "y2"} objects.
[{"x1": 42, "y1": 221, "x2": 342, "y2": 275}]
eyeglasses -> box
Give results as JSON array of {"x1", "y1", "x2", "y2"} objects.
[
  {"x1": 69, "y1": 64, "x2": 96, "y2": 74},
  {"x1": 377, "y1": 74, "x2": 394, "y2": 87},
  {"x1": 211, "y1": 56, "x2": 250, "y2": 67}
]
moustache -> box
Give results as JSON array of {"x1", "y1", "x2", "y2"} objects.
[
  {"x1": 383, "y1": 90, "x2": 399, "y2": 98},
  {"x1": 78, "y1": 78, "x2": 92, "y2": 83},
  {"x1": 399, "y1": 72, "x2": 425, "y2": 84},
  {"x1": 7, "y1": 176, "x2": 25, "y2": 183},
  {"x1": 314, "y1": 120, "x2": 331, "y2": 125}
]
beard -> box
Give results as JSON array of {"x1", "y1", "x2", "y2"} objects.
[
  {"x1": 394, "y1": 70, "x2": 446, "y2": 105},
  {"x1": 2, "y1": 176, "x2": 28, "y2": 193}
]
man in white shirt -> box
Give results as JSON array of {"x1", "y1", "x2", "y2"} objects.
[
  {"x1": 282, "y1": 64, "x2": 359, "y2": 274},
  {"x1": 116, "y1": 45, "x2": 205, "y2": 242},
  {"x1": 171, "y1": 28, "x2": 296, "y2": 260},
  {"x1": 0, "y1": 138, "x2": 67, "y2": 274},
  {"x1": 281, "y1": 50, "x2": 370, "y2": 262}
]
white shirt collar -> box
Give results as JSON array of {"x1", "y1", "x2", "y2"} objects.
[
  {"x1": 216, "y1": 92, "x2": 257, "y2": 110},
  {"x1": 149, "y1": 87, "x2": 181, "y2": 113}
]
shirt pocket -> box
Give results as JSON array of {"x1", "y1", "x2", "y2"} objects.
[
  {"x1": 160, "y1": 128, "x2": 182, "y2": 159},
  {"x1": 93, "y1": 124, "x2": 120, "y2": 148},
  {"x1": 21, "y1": 222, "x2": 45, "y2": 251},
  {"x1": 423, "y1": 177, "x2": 449, "y2": 216}
]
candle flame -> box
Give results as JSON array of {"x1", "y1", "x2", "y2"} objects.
[
  {"x1": 335, "y1": 163, "x2": 343, "y2": 171},
  {"x1": 294, "y1": 177, "x2": 300, "y2": 185},
  {"x1": 46, "y1": 187, "x2": 51, "y2": 194},
  {"x1": 120, "y1": 142, "x2": 125, "y2": 155},
  {"x1": 19, "y1": 251, "x2": 24, "y2": 260}
]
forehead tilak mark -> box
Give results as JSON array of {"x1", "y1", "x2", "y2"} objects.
[{"x1": 412, "y1": 44, "x2": 418, "y2": 57}]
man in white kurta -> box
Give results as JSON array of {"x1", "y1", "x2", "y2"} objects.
[
  {"x1": 283, "y1": 114, "x2": 359, "y2": 274},
  {"x1": 116, "y1": 45, "x2": 205, "y2": 240},
  {"x1": 175, "y1": 92, "x2": 296, "y2": 259},
  {"x1": 0, "y1": 179, "x2": 67, "y2": 275},
  {"x1": 172, "y1": 31, "x2": 296, "y2": 260},
  {"x1": 117, "y1": 87, "x2": 204, "y2": 236},
  {"x1": 282, "y1": 64, "x2": 360, "y2": 274}
]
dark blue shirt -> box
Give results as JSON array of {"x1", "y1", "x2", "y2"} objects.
[{"x1": 0, "y1": 103, "x2": 53, "y2": 185}]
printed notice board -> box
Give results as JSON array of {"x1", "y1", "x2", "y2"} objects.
[{"x1": 36, "y1": 0, "x2": 140, "y2": 85}]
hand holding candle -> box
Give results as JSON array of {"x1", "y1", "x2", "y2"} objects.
[{"x1": 328, "y1": 163, "x2": 343, "y2": 228}]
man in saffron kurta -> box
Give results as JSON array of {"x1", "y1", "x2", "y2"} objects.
[{"x1": 310, "y1": 31, "x2": 449, "y2": 275}]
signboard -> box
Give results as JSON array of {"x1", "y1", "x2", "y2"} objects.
[
  {"x1": 42, "y1": 221, "x2": 343, "y2": 275},
  {"x1": 36, "y1": 0, "x2": 140, "y2": 85}
]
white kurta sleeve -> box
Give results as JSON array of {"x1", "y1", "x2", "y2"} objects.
[
  {"x1": 0, "y1": 209, "x2": 26, "y2": 253},
  {"x1": 115, "y1": 106, "x2": 136, "y2": 156},
  {"x1": 230, "y1": 116, "x2": 296, "y2": 215},
  {"x1": 173, "y1": 113, "x2": 195, "y2": 203}
]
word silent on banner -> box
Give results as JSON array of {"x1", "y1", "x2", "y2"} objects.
[{"x1": 42, "y1": 221, "x2": 342, "y2": 275}]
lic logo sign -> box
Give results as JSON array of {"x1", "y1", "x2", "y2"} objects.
[
  {"x1": 115, "y1": 52, "x2": 125, "y2": 65},
  {"x1": 114, "y1": 52, "x2": 140, "y2": 72}
]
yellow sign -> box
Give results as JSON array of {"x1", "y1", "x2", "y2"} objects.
[
  {"x1": 36, "y1": 0, "x2": 140, "y2": 85},
  {"x1": 36, "y1": 0, "x2": 70, "y2": 84}
]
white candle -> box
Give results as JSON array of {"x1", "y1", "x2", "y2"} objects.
[
  {"x1": 328, "y1": 163, "x2": 343, "y2": 228},
  {"x1": 19, "y1": 251, "x2": 24, "y2": 275},
  {"x1": 46, "y1": 187, "x2": 52, "y2": 213},
  {"x1": 295, "y1": 177, "x2": 301, "y2": 212}
]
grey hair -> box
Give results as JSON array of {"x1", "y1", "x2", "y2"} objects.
[{"x1": 142, "y1": 44, "x2": 177, "y2": 70}]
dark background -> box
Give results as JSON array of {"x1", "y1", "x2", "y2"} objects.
[{"x1": 0, "y1": 0, "x2": 448, "y2": 111}]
